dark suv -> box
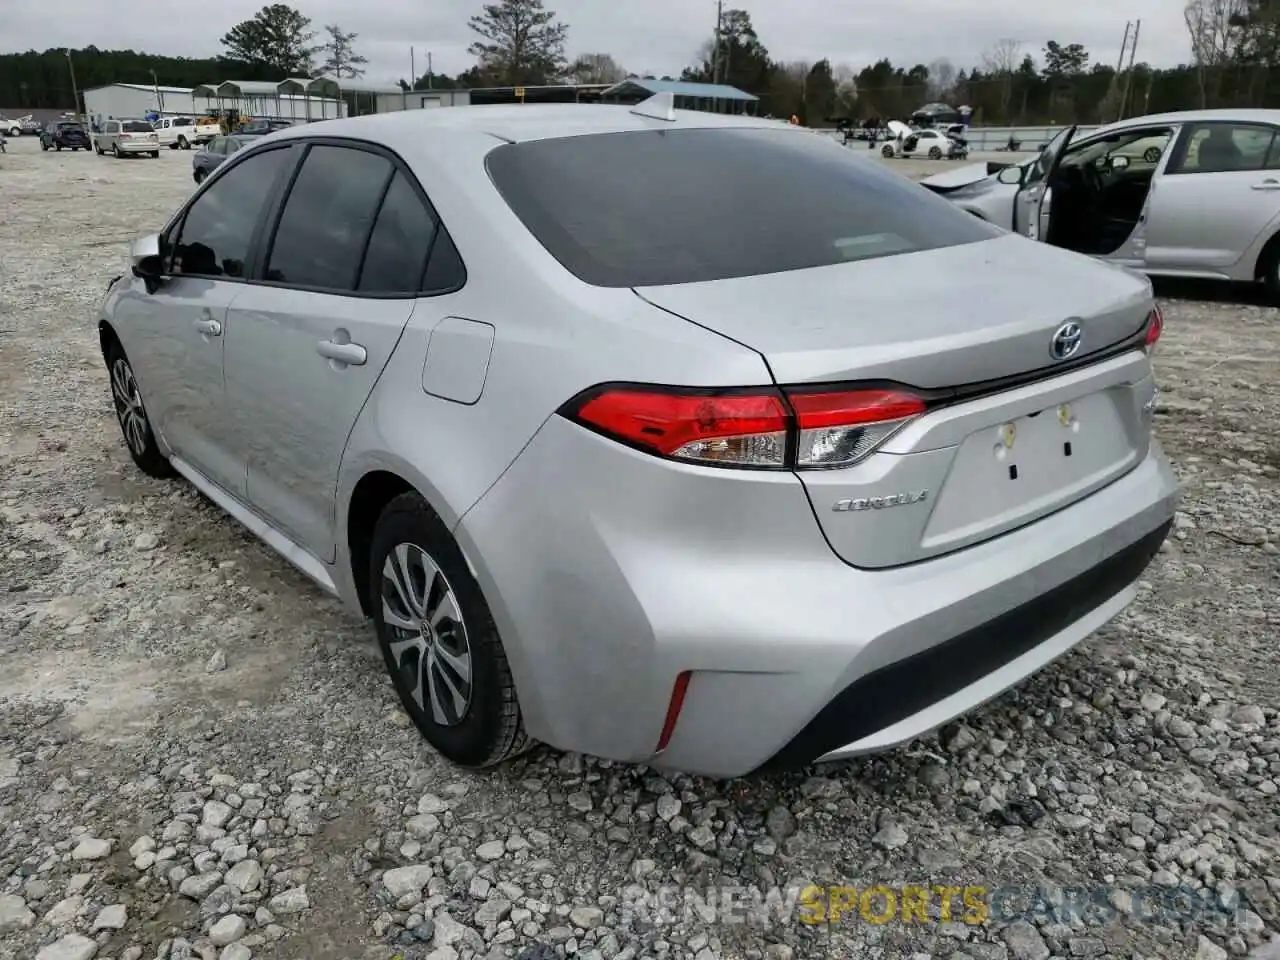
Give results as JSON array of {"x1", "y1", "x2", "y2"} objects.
[
  {"x1": 236, "y1": 118, "x2": 296, "y2": 136},
  {"x1": 41, "y1": 121, "x2": 91, "y2": 152}
]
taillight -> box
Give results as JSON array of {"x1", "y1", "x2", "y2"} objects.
[
  {"x1": 570, "y1": 388, "x2": 789, "y2": 467},
  {"x1": 789, "y1": 388, "x2": 926, "y2": 468},
  {"x1": 1144, "y1": 305, "x2": 1163, "y2": 352},
  {"x1": 563, "y1": 384, "x2": 927, "y2": 470}
]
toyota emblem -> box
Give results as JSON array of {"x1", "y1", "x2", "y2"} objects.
[{"x1": 1050, "y1": 321, "x2": 1083, "y2": 361}]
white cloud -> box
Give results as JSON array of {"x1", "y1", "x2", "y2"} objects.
[{"x1": 2, "y1": 0, "x2": 1191, "y2": 87}]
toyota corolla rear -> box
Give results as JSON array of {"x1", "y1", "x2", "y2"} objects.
[{"x1": 457, "y1": 121, "x2": 1179, "y2": 778}]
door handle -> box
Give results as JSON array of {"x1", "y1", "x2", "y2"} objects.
[
  {"x1": 1251, "y1": 179, "x2": 1280, "y2": 190},
  {"x1": 193, "y1": 317, "x2": 221, "y2": 336},
  {"x1": 317, "y1": 339, "x2": 367, "y2": 366}
]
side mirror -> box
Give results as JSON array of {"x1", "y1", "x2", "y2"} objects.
[
  {"x1": 1111, "y1": 155, "x2": 1130, "y2": 170},
  {"x1": 996, "y1": 166, "x2": 1024, "y2": 186},
  {"x1": 130, "y1": 233, "x2": 164, "y2": 293}
]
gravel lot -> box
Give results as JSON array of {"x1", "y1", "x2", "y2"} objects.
[{"x1": 2, "y1": 132, "x2": 1279, "y2": 960}]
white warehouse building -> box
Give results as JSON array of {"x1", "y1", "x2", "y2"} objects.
[{"x1": 83, "y1": 82, "x2": 196, "y2": 121}]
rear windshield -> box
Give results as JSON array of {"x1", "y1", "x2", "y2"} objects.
[
  {"x1": 123, "y1": 121, "x2": 153, "y2": 133},
  {"x1": 173, "y1": 117, "x2": 193, "y2": 126},
  {"x1": 57, "y1": 123, "x2": 84, "y2": 131},
  {"x1": 485, "y1": 126, "x2": 997, "y2": 287}
]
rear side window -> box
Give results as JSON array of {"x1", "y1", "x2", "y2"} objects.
[
  {"x1": 485, "y1": 127, "x2": 997, "y2": 287},
  {"x1": 357, "y1": 172, "x2": 438, "y2": 294},
  {"x1": 1168, "y1": 122, "x2": 1280, "y2": 174},
  {"x1": 264, "y1": 144, "x2": 393, "y2": 289}
]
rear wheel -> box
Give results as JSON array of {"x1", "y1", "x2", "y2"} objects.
[
  {"x1": 370, "y1": 492, "x2": 529, "y2": 768},
  {"x1": 928, "y1": 146, "x2": 943, "y2": 159},
  {"x1": 1258, "y1": 237, "x2": 1280, "y2": 301},
  {"x1": 150, "y1": 151, "x2": 159, "y2": 158},
  {"x1": 113, "y1": 144, "x2": 121, "y2": 158},
  {"x1": 105, "y1": 341, "x2": 174, "y2": 479},
  {"x1": 178, "y1": 135, "x2": 189, "y2": 150}
]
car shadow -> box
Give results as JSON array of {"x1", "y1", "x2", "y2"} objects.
[{"x1": 1151, "y1": 277, "x2": 1275, "y2": 307}]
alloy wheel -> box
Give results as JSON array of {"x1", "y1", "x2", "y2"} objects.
[
  {"x1": 110, "y1": 357, "x2": 148, "y2": 456},
  {"x1": 381, "y1": 543, "x2": 474, "y2": 727}
]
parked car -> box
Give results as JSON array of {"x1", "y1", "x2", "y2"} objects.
[
  {"x1": 3, "y1": 115, "x2": 42, "y2": 136},
  {"x1": 882, "y1": 125, "x2": 969, "y2": 160},
  {"x1": 153, "y1": 115, "x2": 222, "y2": 150},
  {"x1": 40, "y1": 120, "x2": 91, "y2": 151},
  {"x1": 191, "y1": 134, "x2": 260, "y2": 182},
  {"x1": 236, "y1": 117, "x2": 298, "y2": 136},
  {"x1": 94, "y1": 118, "x2": 161, "y2": 158},
  {"x1": 919, "y1": 108, "x2": 1280, "y2": 295},
  {"x1": 98, "y1": 99, "x2": 1178, "y2": 778}
]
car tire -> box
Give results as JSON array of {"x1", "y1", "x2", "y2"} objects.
[
  {"x1": 881, "y1": 145, "x2": 894, "y2": 158},
  {"x1": 193, "y1": 169, "x2": 206, "y2": 184},
  {"x1": 178, "y1": 136, "x2": 189, "y2": 150},
  {"x1": 1258, "y1": 239, "x2": 1280, "y2": 301},
  {"x1": 150, "y1": 151, "x2": 159, "y2": 158},
  {"x1": 1143, "y1": 146, "x2": 1162, "y2": 163},
  {"x1": 113, "y1": 144, "x2": 121, "y2": 158},
  {"x1": 929, "y1": 146, "x2": 943, "y2": 159},
  {"x1": 41, "y1": 142, "x2": 48, "y2": 151},
  {"x1": 105, "y1": 341, "x2": 174, "y2": 479},
  {"x1": 370, "y1": 491, "x2": 530, "y2": 769}
]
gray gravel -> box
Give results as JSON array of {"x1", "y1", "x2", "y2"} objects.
[{"x1": 2, "y1": 132, "x2": 1279, "y2": 960}]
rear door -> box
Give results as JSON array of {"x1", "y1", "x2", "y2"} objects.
[
  {"x1": 221, "y1": 141, "x2": 449, "y2": 561},
  {"x1": 1014, "y1": 125, "x2": 1076, "y2": 241},
  {"x1": 1142, "y1": 120, "x2": 1280, "y2": 273}
]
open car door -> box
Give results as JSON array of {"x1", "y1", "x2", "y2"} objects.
[{"x1": 1013, "y1": 125, "x2": 1076, "y2": 241}]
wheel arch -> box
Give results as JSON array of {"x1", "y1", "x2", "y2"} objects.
[
  {"x1": 98, "y1": 318, "x2": 122, "y2": 360},
  {"x1": 1252, "y1": 228, "x2": 1280, "y2": 282}
]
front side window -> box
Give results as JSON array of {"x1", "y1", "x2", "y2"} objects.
[
  {"x1": 171, "y1": 147, "x2": 293, "y2": 278},
  {"x1": 486, "y1": 126, "x2": 997, "y2": 287},
  {"x1": 1169, "y1": 123, "x2": 1279, "y2": 174},
  {"x1": 264, "y1": 144, "x2": 393, "y2": 289}
]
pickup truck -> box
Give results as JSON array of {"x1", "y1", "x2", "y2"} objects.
[{"x1": 152, "y1": 115, "x2": 221, "y2": 149}]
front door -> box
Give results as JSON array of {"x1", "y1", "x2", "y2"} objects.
[
  {"x1": 122, "y1": 143, "x2": 297, "y2": 498},
  {"x1": 223, "y1": 143, "x2": 439, "y2": 561},
  {"x1": 1143, "y1": 120, "x2": 1280, "y2": 274},
  {"x1": 1014, "y1": 125, "x2": 1076, "y2": 241}
]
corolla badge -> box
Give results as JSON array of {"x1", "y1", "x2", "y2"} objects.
[
  {"x1": 832, "y1": 490, "x2": 929, "y2": 512},
  {"x1": 1050, "y1": 321, "x2": 1083, "y2": 361}
]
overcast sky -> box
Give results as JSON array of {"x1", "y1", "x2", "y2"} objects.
[{"x1": 2, "y1": 0, "x2": 1191, "y2": 85}]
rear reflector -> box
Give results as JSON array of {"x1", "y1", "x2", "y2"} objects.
[
  {"x1": 655, "y1": 671, "x2": 692, "y2": 753},
  {"x1": 563, "y1": 384, "x2": 928, "y2": 470},
  {"x1": 1144, "y1": 305, "x2": 1163, "y2": 351}
]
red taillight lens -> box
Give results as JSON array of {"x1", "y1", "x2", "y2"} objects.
[
  {"x1": 787, "y1": 388, "x2": 927, "y2": 468},
  {"x1": 1144, "y1": 305, "x2": 1163, "y2": 350},
  {"x1": 565, "y1": 384, "x2": 927, "y2": 470},
  {"x1": 572, "y1": 388, "x2": 789, "y2": 467}
]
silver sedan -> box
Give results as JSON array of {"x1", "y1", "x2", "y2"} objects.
[
  {"x1": 921, "y1": 108, "x2": 1280, "y2": 296},
  {"x1": 96, "y1": 99, "x2": 1178, "y2": 777}
]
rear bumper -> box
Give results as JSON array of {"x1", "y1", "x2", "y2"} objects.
[
  {"x1": 116, "y1": 141, "x2": 158, "y2": 153},
  {"x1": 458, "y1": 417, "x2": 1179, "y2": 779}
]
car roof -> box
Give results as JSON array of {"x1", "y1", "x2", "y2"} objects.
[
  {"x1": 1101, "y1": 108, "x2": 1280, "y2": 133},
  {"x1": 265, "y1": 103, "x2": 792, "y2": 150}
]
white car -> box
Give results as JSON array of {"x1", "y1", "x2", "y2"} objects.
[
  {"x1": 152, "y1": 116, "x2": 221, "y2": 150},
  {"x1": 93, "y1": 119, "x2": 161, "y2": 158},
  {"x1": 919, "y1": 108, "x2": 1280, "y2": 295},
  {"x1": 881, "y1": 124, "x2": 968, "y2": 160}
]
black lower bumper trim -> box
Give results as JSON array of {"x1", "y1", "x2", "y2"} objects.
[{"x1": 753, "y1": 518, "x2": 1173, "y2": 775}]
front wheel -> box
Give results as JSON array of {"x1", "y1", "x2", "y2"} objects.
[
  {"x1": 193, "y1": 168, "x2": 206, "y2": 184},
  {"x1": 178, "y1": 136, "x2": 190, "y2": 150},
  {"x1": 881, "y1": 145, "x2": 894, "y2": 158},
  {"x1": 105, "y1": 342, "x2": 174, "y2": 479},
  {"x1": 928, "y1": 146, "x2": 943, "y2": 159},
  {"x1": 150, "y1": 151, "x2": 159, "y2": 158},
  {"x1": 370, "y1": 493, "x2": 530, "y2": 768}
]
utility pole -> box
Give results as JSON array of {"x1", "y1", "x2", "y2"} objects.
[
  {"x1": 65, "y1": 48, "x2": 81, "y2": 121},
  {"x1": 410, "y1": 47, "x2": 417, "y2": 92},
  {"x1": 1104, "y1": 22, "x2": 1131, "y2": 123},
  {"x1": 427, "y1": 52, "x2": 433, "y2": 89},
  {"x1": 1119, "y1": 19, "x2": 1141, "y2": 120},
  {"x1": 151, "y1": 69, "x2": 164, "y2": 114},
  {"x1": 712, "y1": 0, "x2": 723, "y2": 84}
]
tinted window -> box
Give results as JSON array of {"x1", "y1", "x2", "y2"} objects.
[
  {"x1": 357, "y1": 172, "x2": 438, "y2": 294},
  {"x1": 264, "y1": 145, "x2": 392, "y2": 289},
  {"x1": 174, "y1": 117, "x2": 193, "y2": 127},
  {"x1": 207, "y1": 137, "x2": 227, "y2": 155},
  {"x1": 1171, "y1": 123, "x2": 1278, "y2": 174},
  {"x1": 485, "y1": 127, "x2": 996, "y2": 287},
  {"x1": 422, "y1": 228, "x2": 466, "y2": 293},
  {"x1": 123, "y1": 120, "x2": 153, "y2": 133},
  {"x1": 172, "y1": 147, "x2": 292, "y2": 278}
]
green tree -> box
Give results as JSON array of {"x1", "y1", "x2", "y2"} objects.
[
  {"x1": 1042, "y1": 41, "x2": 1090, "y2": 77},
  {"x1": 682, "y1": 8, "x2": 774, "y2": 96},
  {"x1": 221, "y1": 4, "x2": 318, "y2": 75},
  {"x1": 467, "y1": 0, "x2": 569, "y2": 86},
  {"x1": 804, "y1": 59, "x2": 837, "y2": 122},
  {"x1": 318, "y1": 24, "x2": 367, "y2": 79},
  {"x1": 568, "y1": 53, "x2": 626, "y2": 84}
]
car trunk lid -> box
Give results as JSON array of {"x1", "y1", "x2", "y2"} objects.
[{"x1": 635, "y1": 234, "x2": 1158, "y2": 567}]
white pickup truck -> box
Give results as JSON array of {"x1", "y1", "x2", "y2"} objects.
[{"x1": 152, "y1": 116, "x2": 220, "y2": 150}]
